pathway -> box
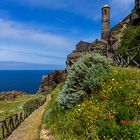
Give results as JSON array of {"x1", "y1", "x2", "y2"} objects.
[{"x1": 7, "y1": 95, "x2": 51, "y2": 140}]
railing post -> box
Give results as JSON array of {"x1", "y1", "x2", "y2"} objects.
[
  {"x1": 0, "y1": 96, "x2": 46, "y2": 139},
  {"x1": 113, "y1": 46, "x2": 140, "y2": 67},
  {"x1": 1, "y1": 121, "x2": 5, "y2": 140}
]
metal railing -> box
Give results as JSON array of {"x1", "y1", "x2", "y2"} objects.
[
  {"x1": 0, "y1": 98, "x2": 46, "y2": 140},
  {"x1": 113, "y1": 46, "x2": 140, "y2": 67}
]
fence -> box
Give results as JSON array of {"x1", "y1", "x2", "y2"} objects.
[
  {"x1": 0, "y1": 98, "x2": 46, "y2": 140},
  {"x1": 113, "y1": 46, "x2": 140, "y2": 67}
]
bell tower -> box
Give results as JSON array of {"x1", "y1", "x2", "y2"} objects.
[{"x1": 101, "y1": 4, "x2": 110, "y2": 41}]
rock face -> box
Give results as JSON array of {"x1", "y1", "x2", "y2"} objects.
[
  {"x1": 39, "y1": 70, "x2": 66, "y2": 93},
  {"x1": 40, "y1": 128, "x2": 55, "y2": 140}
]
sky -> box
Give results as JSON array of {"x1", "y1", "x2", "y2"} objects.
[{"x1": 0, "y1": 0, "x2": 134, "y2": 70}]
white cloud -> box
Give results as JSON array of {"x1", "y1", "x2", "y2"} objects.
[
  {"x1": 0, "y1": 48, "x2": 65, "y2": 65},
  {"x1": 0, "y1": 18, "x2": 75, "y2": 66},
  {"x1": 0, "y1": 19, "x2": 73, "y2": 50}
]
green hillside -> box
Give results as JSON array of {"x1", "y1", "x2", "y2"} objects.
[
  {"x1": 42, "y1": 54, "x2": 140, "y2": 140},
  {"x1": 0, "y1": 94, "x2": 45, "y2": 120}
]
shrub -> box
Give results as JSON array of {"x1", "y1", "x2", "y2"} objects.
[
  {"x1": 118, "y1": 25, "x2": 140, "y2": 54},
  {"x1": 43, "y1": 108, "x2": 53, "y2": 122},
  {"x1": 57, "y1": 53, "x2": 112, "y2": 109}
]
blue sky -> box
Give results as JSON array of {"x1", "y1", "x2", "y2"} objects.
[{"x1": 0, "y1": 0, "x2": 134, "y2": 70}]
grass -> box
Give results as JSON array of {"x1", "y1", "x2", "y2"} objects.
[
  {"x1": 0, "y1": 94, "x2": 35, "y2": 120},
  {"x1": 0, "y1": 94, "x2": 46, "y2": 139},
  {"x1": 7, "y1": 100, "x2": 48, "y2": 140},
  {"x1": 43, "y1": 67, "x2": 140, "y2": 140}
]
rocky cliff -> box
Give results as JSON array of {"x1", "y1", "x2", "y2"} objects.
[{"x1": 38, "y1": 70, "x2": 66, "y2": 93}]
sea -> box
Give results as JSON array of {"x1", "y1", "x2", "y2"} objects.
[{"x1": 0, "y1": 70, "x2": 52, "y2": 94}]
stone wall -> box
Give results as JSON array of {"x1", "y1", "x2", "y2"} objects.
[
  {"x1": 109, "y1": 5, "x2": 140, "y2": 51},
  {"x1": 66, "y1": 40, "x2": 107, "y2": 67},
  {"x1": 109, "y1": 14, "x2": 131, "y2": 50}
]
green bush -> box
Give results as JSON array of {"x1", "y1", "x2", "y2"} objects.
[
  {"x1": 57, "y1": 53, "x2": 112, "y2": 109},
  {"x1": 118, "y1": 25, "x2": 140, "y2": 53},
  {"x1": 43, "y1": 108, "x2": 53, "y2": 122}
]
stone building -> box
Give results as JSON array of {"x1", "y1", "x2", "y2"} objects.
[
  {"x1": 101, "y1": 4, "x2": 110, "y2": 42},
  {"x1": 66, "y1": 1, "x2": 140, "y2": 67},
  {"x1": 75, "y1": 41, "x2": 91, "y2": 52},
  {"x1": 66, "y1": 40, "x2": 107, "y2": 67}
]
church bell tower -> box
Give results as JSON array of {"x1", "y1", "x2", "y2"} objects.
[{"x1": 101, "y1": 4, "x2": 110, "y2": 42}]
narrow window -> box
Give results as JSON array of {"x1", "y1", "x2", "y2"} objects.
[{"x1": 104, "y1": 9, "x2": 107, "y2": 15}]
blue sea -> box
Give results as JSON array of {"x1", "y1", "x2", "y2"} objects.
[{"x1": 0, "y1": 70, "x2": 52, "y2": 94}]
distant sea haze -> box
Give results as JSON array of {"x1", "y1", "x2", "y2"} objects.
[{"x1": 0, "y1": 70, "x2": 52, "y2": 94}]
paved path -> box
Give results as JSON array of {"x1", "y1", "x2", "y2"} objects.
[{"x1": 7, "y1": 95, "x2": 51, "y2": 140}]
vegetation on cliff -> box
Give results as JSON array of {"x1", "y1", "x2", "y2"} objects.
[
  {"x1": 119, "y1": 25, "x2": 140, "y2": 52},
  {"x1": 57, "y1": 53, "x2": 112, "y2": 109},
  {"x1": 43, "y1": 54, "x2": 140, "y2": 140},
  {"x1": 44, "y1": 67, "x2": 140, "y2": 140},
  {"x1": 0, "y1": 94, "x2": 45, "y2": 120},
  {"x1": 0, "y1": 94, "x2": 31, "y2": 120}
]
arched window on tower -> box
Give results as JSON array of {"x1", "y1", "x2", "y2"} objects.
[{"x1": 104, "y1": 9, "x2": 107, "y2": 15}]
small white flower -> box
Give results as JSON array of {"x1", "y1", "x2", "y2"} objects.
[
  {"x1": 112, "y1": 79, "x2": 115, "y2": 81},
  {"x1": 78, "y1": 109, "x2": 81, "y2": 111}
]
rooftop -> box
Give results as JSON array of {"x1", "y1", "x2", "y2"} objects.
[{"x1": 103, "y1": 4, "x2": 109, "y2": 8}]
